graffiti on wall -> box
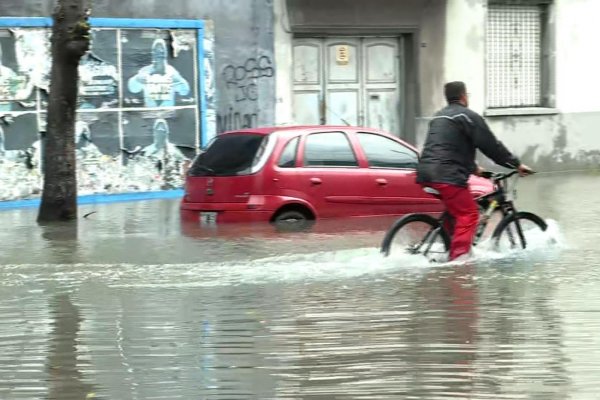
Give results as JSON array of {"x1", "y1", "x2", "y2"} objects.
[
  {"x1": 217, "y1": 54, "x2": 273, "y2": 133},
  {"x1": 222, "y1": 55, "x2": 273, "y2": 103},
  {"x1": 0, "y1": 25, "x2": 205, "y2": 201}
]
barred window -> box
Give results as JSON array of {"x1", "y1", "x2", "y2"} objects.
[{"x1": 486, "y1": 3, "x2": 548, "y2": 108}]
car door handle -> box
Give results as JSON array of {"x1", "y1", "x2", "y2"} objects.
[
  {"x1": 310, "y1": 177, "x2": 322, "y2": 185},
  {"x1": 376, "y1": 178, "x2": 388, "y2": 186}
]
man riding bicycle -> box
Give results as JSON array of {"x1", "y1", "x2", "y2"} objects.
[{"x1": 416, "y1": 81, "x2": 533, "y2": 261}]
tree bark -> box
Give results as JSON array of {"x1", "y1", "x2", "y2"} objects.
[{"x1": 37, "y1": 0, "x2": 90, "y2": 223}]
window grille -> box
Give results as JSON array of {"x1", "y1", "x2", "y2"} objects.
[{"x1": 486, "y1": 4, "x2": 543, "y2": 108}]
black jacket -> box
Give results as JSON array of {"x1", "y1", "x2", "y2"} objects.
[{"x1": 416, "y1": 102, "x2": 520, "y2": 187}]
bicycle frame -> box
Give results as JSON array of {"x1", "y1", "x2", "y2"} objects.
[{"x1": 425, "y1": 171, "x2": 526, "y2": 251}]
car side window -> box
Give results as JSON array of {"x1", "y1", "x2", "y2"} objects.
[
  {"x1": 357, "y1": 132, "x2": 418, "y2": 169},
  {"x1": 277, "y1": 137, "x2": 299, "y2": 168},
  {"x1": 304, "y1": 132, "x2": 358, "y2": 167}
]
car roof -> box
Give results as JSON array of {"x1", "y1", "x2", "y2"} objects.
[
  {"x1": 217, "y1": 125, "x2": 417, "y2": 151},
  {"x1": 220, "y1": 125, "x2": 395, "y2": 136},
  {"x1": 221, "y1": 125, "x2": 354, "y2": 135}
]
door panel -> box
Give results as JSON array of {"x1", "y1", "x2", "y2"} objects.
[
  {"x1": 295, "y1": 131, "x2": 370, "y2": 218},
  {"x1": 327, "y1": 90, "x2": 359, "y2": 126},
  {"x1": 293, "y1": 91, "x2": 321, "y2": 125},
  {"x1": 365, "y1": 42, "x2": 397, "y2": 83},
  {"x1": 327, "y1": 41, "x2": 359, "y2": 83},
  {"x1": 354, "y1": 131, "x2": 442, "y2": 215},
  {"x1": 368, "y1": 169, "x2": 442, "y2": 215},
  {"x1": 294, "y1": 43, "x2": 321, "y2": 84},
  {"x1": 293, "y1": 39, "x2": 324, "y2": 125},
  {"x1": 363, "y1": 38, "x2": 400, "y2": 134},
  {"x1": 325, "y1": 39, "x2": 361, "y2": 127},
  {"x1": 293, "y1": 168, "x2": 370, "y2": 218},
  {"x1": 366, "y1": 89, "x2": 398, "y2": 133}
]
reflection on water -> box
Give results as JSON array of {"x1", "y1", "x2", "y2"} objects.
[
  {"x1": 47, "y1": 294, "x2": 97, "y2": 400},
  {"x1": 0, "y1": 173, "x2": 599, "y2": 398}
]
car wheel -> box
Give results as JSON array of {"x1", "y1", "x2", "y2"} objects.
[{"x1": 272, "y1": 210, "x2": 313, "y2": 232}]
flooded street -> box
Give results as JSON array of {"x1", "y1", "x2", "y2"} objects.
[{"x1": 0, "y1": 172, "x2": 599, "y2": 399}]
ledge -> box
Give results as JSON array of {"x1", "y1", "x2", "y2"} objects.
[
  {"x1": 484, "y1": 107, "x2": 559, "y2": 117},
  {"x1": 0, "y1": 189, "x2": 184, "y2": 211}
]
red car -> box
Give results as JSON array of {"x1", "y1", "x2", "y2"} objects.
[{"x1": 180, "y1": 126, "x2": 493, "y2": 227}]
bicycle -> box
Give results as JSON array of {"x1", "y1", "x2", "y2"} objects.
[{"x1": 380, "y1": 170, "x2": 548, "y2": 260}]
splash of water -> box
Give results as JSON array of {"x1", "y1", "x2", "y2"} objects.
[{"x1": 0, "y1": 220, "x2": 564, "y2": 288}]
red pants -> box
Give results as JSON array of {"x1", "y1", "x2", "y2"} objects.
[{"x1": 426, "y1": 183, "x2": 479, "y2": 261}]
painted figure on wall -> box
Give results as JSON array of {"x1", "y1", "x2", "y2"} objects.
[
  {"x1": 30, "y1": 120, "x2": 105, "y2": 170},
  {"x1": 74, "y1": 121, "x2": 104, "y2": 161},
  {"x1": 143, "y1": 118, "x2": 186, "y2": 162},
  {"x1": 127, "y1": 39, "x2": 190, "y2": 107},
  {"x1": 78, "y1": 30, "x2": 120, "y2": 109}
]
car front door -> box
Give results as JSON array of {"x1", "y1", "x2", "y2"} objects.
[
  {"x1": 295, "y1": 131, "x2": 370, "y2": 219},
  {"x1": 354, "y1": 132, "x2": 442, "y2": 216}
]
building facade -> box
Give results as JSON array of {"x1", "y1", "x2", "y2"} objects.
[
  {"x1": 275, "y1": 0, "x2": 600, "y2": 170},
  {"x1": 0, "y1": 0, "x2": 598, "y2": 202}
]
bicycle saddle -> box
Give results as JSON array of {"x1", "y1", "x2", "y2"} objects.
[{"x1": 423, "y1": 187, "x2": 441, "y2": 198}]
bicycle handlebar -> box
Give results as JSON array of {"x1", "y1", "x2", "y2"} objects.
[{"x1": 480, "y1": 169, "x2": 536, "y2": 181}]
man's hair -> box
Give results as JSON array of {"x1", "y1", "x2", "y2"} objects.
[{"x1": 444, "y1": 81, "x2": 466, "y2": 103}]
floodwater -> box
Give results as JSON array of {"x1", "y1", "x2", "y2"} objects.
[{"x1": 0, "y1": 172, "x2": 598, "y2": 399}]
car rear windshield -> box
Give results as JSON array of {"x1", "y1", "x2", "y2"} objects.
[{"x1": 188, "y1": 133, "x2": 266, "y2": 176}]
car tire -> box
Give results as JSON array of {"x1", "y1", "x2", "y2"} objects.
[{"x1": 272, "y1": 210, "x2": 313, "y2": 232}]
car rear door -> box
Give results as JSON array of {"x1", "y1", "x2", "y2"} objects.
[
  {"x1": 354, "y1": 131, "x2": 443, "y2": 215},
  {"x1": 294, "y1": 130, "x2": 370, "y2": 219}
]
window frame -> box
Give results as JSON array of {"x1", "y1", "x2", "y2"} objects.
[
  {"x1": 300, "y1": 131, "x2": 360, "y2": 168},
  {"x1": 484, "y1": 0, "x2": 556, "y2": 115},
  {"x1": 276, "y1": 136, "x2": 300, "y2": 168},
  {"x1": 356, "y1": 131, "x2": 419, "y2": 170}
]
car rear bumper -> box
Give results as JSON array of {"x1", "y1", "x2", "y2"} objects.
[
  {"x1": 180, "y1": 208, "x2": 272, "y2": 223},
  {"x1": 180, "y1": 195, "x2": 287, "y2": 223}
]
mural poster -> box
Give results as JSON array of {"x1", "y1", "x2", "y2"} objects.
[{"x1": 0, "y1": 24, "x2": 206, "y2": 201}]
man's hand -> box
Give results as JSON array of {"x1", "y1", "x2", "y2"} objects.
[
  {"x1": 517, "y1": 164, "x2": 534, "y2": 176},
  {"x1": 475, "y1": 165, "x2": 486, "y2": 177}
]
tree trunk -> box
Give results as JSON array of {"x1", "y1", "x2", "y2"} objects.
[{"x1": 37, "y1": 0, "x2": 90, "y2": 223}]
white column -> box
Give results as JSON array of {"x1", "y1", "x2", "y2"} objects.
[
  {"x1": 273, "y1": 0, "x2": 294, "y2": 125},
  {"x1": 555, "y1": 0, "x2": 600, "y2": 113},
  {"x1": 444, "y1": 0, "x2": 487, "y2": 113}
]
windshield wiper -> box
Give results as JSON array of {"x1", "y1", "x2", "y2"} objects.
[{"x1": 192, "y1": 165, "x2": 216, "y2": 175}]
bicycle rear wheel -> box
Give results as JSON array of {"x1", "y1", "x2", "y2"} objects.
[
  {"x1": 492, "y1": 211, "x2": 548, "y2": 251},
  {"x1": 381, "y1": 214, "x2": 450, "y2": 259}
]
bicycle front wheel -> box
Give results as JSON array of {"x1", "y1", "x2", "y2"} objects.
[
  {"x1": 492, "y1": 211, "x2": 548, "y2": 251},
  {"x1": 381, "y1": 214, "x2": 450, "y2": 259}
]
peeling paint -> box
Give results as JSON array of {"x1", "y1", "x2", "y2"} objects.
[
  {"x1": 11, "y1": 28, "x2": 51, "y2": 92},
  {"x1": 169, "y1": 30, "x2": 196, "y2": 58},
  {"x1": 0, "y1": 152, "x2": 187, "y2": 201}
]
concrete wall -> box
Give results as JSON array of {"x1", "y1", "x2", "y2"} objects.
[{"x1": 0, "y1": 0, "x2": 277, "y2": 134}]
